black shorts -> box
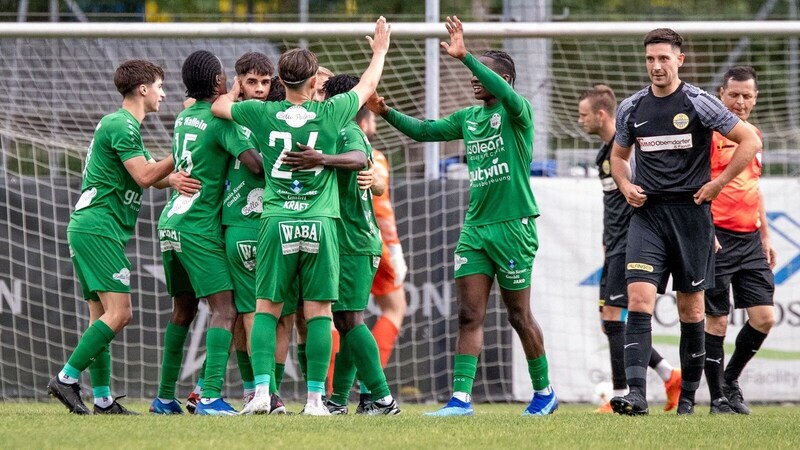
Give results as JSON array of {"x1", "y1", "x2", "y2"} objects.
[
  {"x1": 599, "y1": 253, "x2": 628, "y2": 310},
  {"x1": 705, "y1": 227, "x2": 775, "y2": 317},
  {"x1": 625, "y1": 200, "x2": 714, "y2": 294}
]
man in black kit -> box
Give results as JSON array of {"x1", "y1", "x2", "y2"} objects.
[
  {"x1": 578, "y1": 85, "x2": 682, "y2": 414},
  {"x1": 609, "y1": 28, "x2": 762, "y2": 416}
]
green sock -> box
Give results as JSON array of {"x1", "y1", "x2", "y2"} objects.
[
  {"x1": 297, "y1": 343, "x2": 308, "y2": 382},
  {"x1": 347, "y1": 324, "x2": 390, "y2": 399},
  {"x1": 331, "y1": 333, "x2": 356, "y2": 405},
  {"x1": 89, "y1": 344, "x2": 111, "y2": 398},
  {"x1": 196, "y1": 358, "x2": 206, "y2": 391},
  {"x1": 250, "y1": 313, "x2": 278, "y2": 387},
  {"x1": 305, "y1": 316, "x2": 333, "y2": 390},
  {"x1": 528, "y1": 355, "x2": 550, "y2": 391},
  {"x1": 274, "y1": 363, "x2": 286, "y2": 391},
  {"x1": 453, "y1": 354, "x2": 479, "y2": 395},
  {"x1": 157, "y1": 322, "x2": 189, "y2": 399},
  {"x1": 64, "y1": 320, "x2": 116, "y2": 375},
  {"x1": 201, "y1": 327, "x2": 232, "y2": 399},
  {"x1": 236, "y1": 350, "x2": 254, "y2": 387}
]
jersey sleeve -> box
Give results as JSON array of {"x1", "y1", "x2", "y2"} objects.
[
  {"x1": 328, "y1": 91, "x2": 361, "y2": 131},
  {"x1": 109, "y1": 118, "x2": 147, "y2": 163},
  {"x1": 385, "y1": 108, "x2": 464, "y2": 142},
  {"x1": 462, "y1": 53, "x2": 531, "y2": 125},
  {"x1": 230, "y1": 99, "x2": 264, "y2": 133},
  {"x1": 339, "y1": 125, "x2": 370, "y2": 160},
  {"x1": 218, "y1": 120, "x2": 256, "y2": 159},
  {"x1": 614, "y1": 97, "x2": 636, "y2": 148},
  {"x1": 692, "y1": 90, "x2": 739, "y2": 135}
]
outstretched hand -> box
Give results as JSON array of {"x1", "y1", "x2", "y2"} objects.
[
  {"x1": 366, "y1": 92, "x2": 389, "y2": 116},
  {"x1": 440, "y1": 16, "x2": 467, "y2": 60},
  {"x1": 366, "y1": 16, "x2": 391, "y2": 55}
]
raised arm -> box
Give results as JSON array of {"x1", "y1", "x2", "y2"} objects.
[
  {"x1": 210, "y1": 78, "x2": 241, "y2": 120},
  {"x1": 351, "y1": 17, "x2": 392, "y2": 107},
  {"x1": 442, "y1": 16, "x2": 525, "y2": 117},
  {"x1": 367, "y1": 94, "x2": 463, "y2": 142}
]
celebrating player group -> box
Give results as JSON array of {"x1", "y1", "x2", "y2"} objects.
[{"x1": 47, "y1": 14, "x2": 774, "y2": 418}]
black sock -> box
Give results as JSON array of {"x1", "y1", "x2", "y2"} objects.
[
  {"x1": 648, "y1": 347, "x2": 664, "y2": 369},
  {"x1": 624, "y1": 312, "x2": 652, "y2": 397},
  {"x1": 704, "y1": 332, "x2": 725, "y2": 400},
  {"x1": 724, "y1": 321, "x2": 768, "y2": 383},
  {"x1": 603, "y1": 320, "x2": 628, "y2": 391},
  {"x1": 679, "y1": 320, "x2": 705, "y2": 403}
]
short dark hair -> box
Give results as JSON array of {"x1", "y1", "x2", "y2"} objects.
[
  {"x1": 323, "y1": 74, "x2": 359, "y2": 99},
  {"x1": 482, "y1": 50, "x2": 516, "y2": 86},
  {"x1": 278, "y1": 48, "x2": 318, "y2": 89},
  {"x1": 643, "y1": 28, "x2": 683, "y2": 50},
  {"x1": 722, "y1": 65, "x2": 758, "y2": 90},
  {"x1": 266, "y1": 75, "x2": 286, "y2": 102},
  {"x1": 235, "y1": 52, "x2": 274, "y2": 77},
  {"x1": 114, "y1": 60, "x2": 165, "y2": 97},
  {"x1": 182, "y1": 50, "x2": 222, "y2": 100},
  {"x1": 579, "y1": 84, "x2": 617, "y2": 116}
]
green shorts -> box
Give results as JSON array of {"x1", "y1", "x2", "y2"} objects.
[
  {"x1": 68, "y1": 231, "x2": 131, "y2": 301},
  {"x1": 255, "y1": 216, "x2": 339, "y2": 313},
  {"x1": 159, "y1": 228, "x2": 233, "y2": 298},
  {"x1": 454, "y1": 217, "x2": 538, "y2": 290},
  {"x1": 333, "y1": 254, "x2": 381, "y2": 313},
  {"x1": 225, "y1": 225, "x2": 258, "y2": 314}
]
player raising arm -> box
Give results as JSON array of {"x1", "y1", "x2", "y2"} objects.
[
  {"x1": 369, "y1": 16, "x2": 556, "y2": 417},
  {"x1": 211, "y1": 16, "x2": 391, "y2": 415}
]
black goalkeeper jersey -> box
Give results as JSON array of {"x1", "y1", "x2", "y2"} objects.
[
  {"x1": 615, "y1": 82, "x2": 739, "y2": 198},
  {"x1": 596, "y1": 136, "x2": 632, "y2": 256}
]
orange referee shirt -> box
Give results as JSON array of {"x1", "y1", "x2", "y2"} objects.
[
  {"x1": 710, "y1": 126, "x2": 763, "y2": 232},
  {"x1": 372, "y1": 149, "x2": 400, "y2": 245}
]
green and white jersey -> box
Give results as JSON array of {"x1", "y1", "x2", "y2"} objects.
[
  {"x1": 385, "y1": 53, "x2": 539, "y2": 226},
  {"x1": 221, "y1": 149, "x2": 263, "y2": 230},
  {"x1": 230, "y1": 91, "x2": 360, "y2": 219},
  {"x1": 336, "y1": 122, "x2": 382, "y2": 256},
  {"x1": 158, "y1": 101, "x2": 254, "y2": 236},
  {"x1": 68, "y1": 108, "x2": 152, "y2": 242}
]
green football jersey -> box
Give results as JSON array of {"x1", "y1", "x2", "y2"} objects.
[
  {"x1": 230, "y1": 91, "x2": 360, "y2": 219},
  {"x1": 221, "y1": 149, "x2": 263, "y2": 229},
  {"x1": 336, "y1": 122, "x2": 382, "y2": 256},
  {"x1": 68, "y1": 108, "x2": 152, "y2": 242},
  {"x1": 158, "y1": 101, "x2": 254, "y2": 236},
  {"x1": 385, "y1": 53, "x2": 539, "y2": 226}
]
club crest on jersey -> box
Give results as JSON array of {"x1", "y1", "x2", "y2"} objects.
[
  {"x1": 242, "y1": 188, "x2": 263, "y2": 215},
  {"x1": 490, "y1": 113, "x2": 501, "y2": 129},
  {"x1": 113, "y1": 268, "x2": 131, "y2": 286},
  {"x1": 601, "y1": 160, "x2": 610, "y2": 175},
  {"x1": 673, "y1": 113, "x2": 689, "y2": 130},
  {"x1": 291, "y1": 180, "x2": 303, "y2": 194},
  {"x1": 277, "y1": 105, "x2": 317, "y2": 128}
]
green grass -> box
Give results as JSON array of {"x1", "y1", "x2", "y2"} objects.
[{"x1": 1, "y1": 402, "x2": 799, "y2": 449}]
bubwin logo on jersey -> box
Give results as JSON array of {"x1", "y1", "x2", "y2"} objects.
[
  {"x1": 277, "y1": 105, "x2": 317, "y2": 128},
  {"x1": 469, "y1": 158, "x2": 510, "y2": 187}
]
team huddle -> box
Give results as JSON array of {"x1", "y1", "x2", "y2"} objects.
[{"x1": 46, "y1": 17, "x2": 773, "y2": 418}]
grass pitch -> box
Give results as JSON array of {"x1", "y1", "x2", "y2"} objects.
[{"x1": 1, "y1": 401, "x2": 798, "y2": 449}]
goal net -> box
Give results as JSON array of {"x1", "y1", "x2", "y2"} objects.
[{"x1": 1, "y1": 25, "x2": 799, "y2": 403}]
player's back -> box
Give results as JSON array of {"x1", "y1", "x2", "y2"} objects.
[
  {"x1": 68, "y1": 108, "x2": 150, "y2": 242},
  {"x1": 336, "y1": 122, "x2": 381, "y2": 255},
  {"x1": 230, "y1": 91, "x2": 360, "y2": 219},
  {"x1": 159, "y1": 101, "x2": 253, "y2": 236}
]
